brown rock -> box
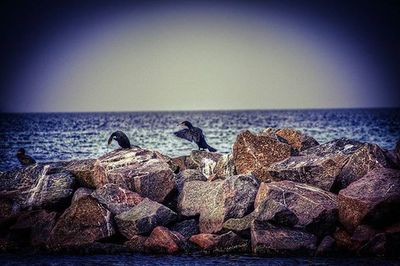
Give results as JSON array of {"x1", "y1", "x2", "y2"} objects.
[
  {"x1": 92, "y1": 184, "x2": 143, "y2": 214},
  {"x1": 144, "y1": 226, "x2": 187, "y2": 254},
  {"x1": 233, "y1": 130, "x2": 292, "y2": 181},
  {"x1": 189, "y1": 231, "x2": 249, "y2": 253},
  {"x1": 222, "y1": 212, "x2": 256, "y2": 238},
  {"x1": 115, "y1": 198, "x2": 177, "y2": 238},
  {"x1": 170, "y1": 156, "x2": 190, "y2": 172},
  {"x1": 255, "y1": 199, "x2": 298, "y2": 227},
  {"x1": 255, "y1": 181, "x2": 338, "y2": 237},
  {"x1": 263, "y1": 128, "x2": 319, "y2": 152},
  {"x1": 251, "y1": 222, "x2": 317, "y2": 256},
  {"x1": 177, "y1": 174, "x2": 259, "y2": 233},
  {"x1": 49, "y1": 196, "x2": 114, "y2": 249},
  {"x1": 92, "y1": 148, "x2": 175, "y2": 202},
  {"x1": 188, "y1": 151, "x2": 223, "y2": 179},
  {"x1": 338, "y1": 168, "x2": 400, "y2": 232},
  {"x1": 65, "y1": 159, "x2": 96, "y2": 188},
  {"x1": 315, "y1": 235, "x2": 335, "y2": 256}
]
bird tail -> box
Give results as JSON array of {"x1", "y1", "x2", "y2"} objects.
[{"x1": 207, "y1": 145, "x2": 217, "y2": 152}]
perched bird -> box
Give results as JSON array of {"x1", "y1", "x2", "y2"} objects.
[
  {"x1": 107, "y1": 131, "x2": 131, "y2": 149},
  {"x1": 16, "y1": 148, "x2": 36, "y2": 166},
  {"x1": 174, "y1": 121, "x2": 217, "y2": 152}
]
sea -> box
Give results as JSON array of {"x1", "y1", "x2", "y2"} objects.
[{"x1": 0, "y1": 108, "x2": 400, "y2": 265}]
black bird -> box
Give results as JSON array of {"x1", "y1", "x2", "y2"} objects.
[
  {"x1": 16, "y1": 148, "x2": 36, "y2": 166},
  {"x1": 174, "y1": 121, "x2": 217, "y2": 152},
  {"x1": 107, "y1": 131, "x2": 131, "y2": 149}
]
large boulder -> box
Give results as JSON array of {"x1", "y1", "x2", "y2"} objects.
[
  {"x1": 175, "y1": 169, "x2": 207, "y2": 192},
  {"x1": 115, "y1": 198, "x2": 177, "y2": 238},
  {"x1": 124, "y1": 235, "x2": 147, "y2": 253},
  {"x1": 189, "y1": 231, "x2": 249, "y2": 254},
  {"x1": 71, "y1": 187, "x2": 93, "y2": 203},
  {"x1": 255, "y1": 181, "x2": 338, "y2": 237},
  {"x1": 177, "y1": 174, "x2": 259, "y2": 233},
  {"x1": 338, "y1": 168, "x2": 400, "y2": 232},
  {"x1": 0, "y1": 163, "x2": 75, "y2": 209},
  {"x1": 92, "y1": 184, "x2": 143, "y2": 214},
  {"x1": 251, "y1": 222, "x2": 317, "y2": 256},
  {"x1": 262, "y1": 128, "x2": 319, "y2": 153},
  {"x1": 232, "y1": 130, "x2": 292, "y2": 181},
  {"x1": 255, "y1": 198, "x2": 298, "y2": 227},
  {"x1": 48, "y1": 196, "x2": 114, "y2": 249},
  {"x1": 268, "y1": 139, "x2": 391, "y2": 192},
  {"x1": 92, "y1": 148, "x2": 175, "y2": 202},
  {"x1": 222, "y1": 212, "x2": 256, "y2": 238},
  {"x1": 144, "y1": 226, "x2": 187, "y2": 254},
  {"x1": 64, "y1": 159, "x2": 96, "y2": 188}
]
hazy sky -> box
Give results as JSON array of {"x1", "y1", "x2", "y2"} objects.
[{"x1": 1, "y1": 1, "x2": 399, "y2": 112}]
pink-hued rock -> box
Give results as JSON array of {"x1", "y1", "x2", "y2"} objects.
[
  {"x1": 92, "y1": 148, "x2": 175, "y2": 202},
  {"x1": 124, "y1": 235, "x2": 148, "y2": 253},
  {"x1": 262, "y1": 128, "x2": 319, "y2": 152},
  {"x1": 92, "y1": 184, "x2": 143, "y2": 214},
  {"x1": 48, "y1": 196, "x2": 114, "y2": 249},
  {"x1": 144, "y1": 226, "x2": 187, "y2": 254},
  {"x1": 233, "y1": 130, "x2": 292, "y2": 181},
  {"x1": 71, "y1": 187, "x2": 93, "y2": 203},
  {"x1": 189, "y1": 231, "x2": 249, "y2": 253},
  {"x1": 338, "y1": 168, "x2": 400, "y2": 232}
]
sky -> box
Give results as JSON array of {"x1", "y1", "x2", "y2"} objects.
[{"x1": 1, "y1": 0, "x2": 399, "y2": 112}]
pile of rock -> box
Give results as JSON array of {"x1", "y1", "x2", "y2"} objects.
[{"x1": 0, "y1": 128, "x2": 399, "y2": 257}]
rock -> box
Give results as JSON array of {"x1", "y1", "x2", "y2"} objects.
[
  {"x1": 124, "y1": 235, "x2": 147, "y2": 253},
  {"x1": 255, "y1": 199, "x2": 298, "y2": 227},
  {"x1": 0, "y1": 163, "x2": 75, "y2": 209},
  {"x1": 0, "y1": 198, "x2": 17, "y2": 222},
  {"x1": 315, "y1": 235, "x2": 335, "y2": 256},
  {"x1": 175, "y1": 169, "x2": 207, "y2": 192},
  {"x1": 335, "y1": 143, "x2": 392, "y2": 190},
  {"x1": 233, "y1": 130, "x2": 292, "y2": 181},
  {"x1": 178, "y1": 174, "x2": 259, "y2": 233},
  {"x1": 92, "y1": 184, "x2": 143, "y2": 214},
  {"x1": 333, "y1": 227, "x2": 356, "y2": 253},
  {"x1": 93, "y1": 148, "x2": 175, "y2": 202},
  {"x1": 262, "y1": 128, "x2": 319, "y2": 152},
  {"x1": 48, "y1": 196, "x2": 114, "y2": 249},
  {"x1": 251, "y1": 222, "x2": 317, "y2": 256},
  {"x1": 188, "y1": 151, "x2": 223, "y2": 179},
  {"x1": 71, "y1": 188, "x2": 93, "y2": 203},
  {"x1": 115, "y1": 198, "x2": 177, "y2": 238},
  {"x1": 222, "y1": 212, "x2": 256, "y2": 238},
  {"x1": 214, "y1": 153, "x2": 236, "y2": 180},
  {"x1": 359, "y1": 223, "x2": 400, "y2": 257},
  {"x1": 144, "y1": 226, "x2": 187, "y2": 254},
  {"x1": 255, "y1": 181, "x2": 338, "y2": 237},
  {"x1": 189, "y1": 231, "x2": 249, "y2": 253},
  {"x1": 170, "y1": 156, "x2": 190, "y2": 172},
  {"x1": 65, "y1": 159, "x2": 96, "y2": 188},
  {"x1": 338, "y1": 168, "x2": 400, "y2": 232},
  {"x1": 9, "y1": 210, "x2": 57, "y2": 247},
  {"x1": 170, "y1": 219, "x2": 199, "y2": 239},
  {"x1": 268, "y1": 138, "x2": 391, "y2": 192}
]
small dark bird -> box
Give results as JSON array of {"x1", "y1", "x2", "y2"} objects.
[
  {"x1": 16, "y1": 148, "x2": 36, "y2": 166},
  {"x1": 174, "y1": 121, "x2": 217, "y2": 152},
  {"x1": 107, "y1": 131, "x2": 131, "y2": 149}
]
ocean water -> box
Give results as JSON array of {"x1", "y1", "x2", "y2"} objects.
[{"x1": 1, "y1": 108, "x2": 399, "y2": 172}]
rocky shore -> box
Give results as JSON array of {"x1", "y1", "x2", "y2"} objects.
[{"x1": 1, "y1": 128, "x2": 399, "y2": 257}]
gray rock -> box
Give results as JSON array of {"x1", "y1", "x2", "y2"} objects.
[
  {"x1": 251, "y1": 222, "x2": 317, "y2": 256},
  {"x1": 115, "y1": 198, "x2": 177, "y2": 238},
  {"x1": 178, "y1": 174, "x2": 259, "y2": 233},
  {"x1": 92, "y1": 148, "x2": 175, "y2": 202},
  {"x1": 255, "y1": 199, "x2": 298, "y2": 227},
  {"x1": 255, "y1": 181, "x2": 338, "y2": 238},
  {"x1": 190, "y1": 231, "x2": 249, "y2": 254},
  {"x1": 175, "y1": 169, "x2": 206, "y2": 192},
  {"x1": 72, "y1": 188, "x2": 93, "y2": 203},
  {"x1": 170, "y1": 219, "x2": 199, "y2": 239}
]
